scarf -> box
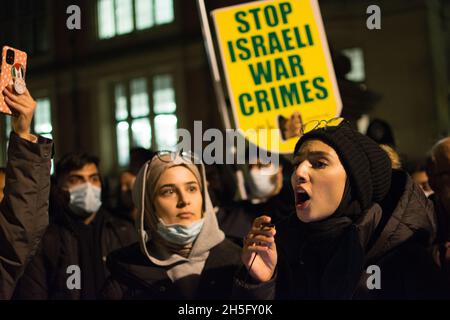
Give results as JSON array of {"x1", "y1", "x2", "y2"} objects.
[{"x1": 294, "y1": 179, "x2": 382, "y2": 299}]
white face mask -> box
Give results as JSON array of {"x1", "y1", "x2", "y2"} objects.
[
  {"x1": 424, "y1": 190, "x2": 434, "y2": 198},
  {"x1": 68, "y1": 183, "x2": 102, "y2": 217},
  {"x1": 248, "y1": 166, "x2": 278, "y2": 199},
  {"x1": 156, "y1": 218, "x2": 204, "y2": 245}
]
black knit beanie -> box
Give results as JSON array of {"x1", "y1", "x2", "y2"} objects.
[{"x1": 293, "y1": 121, "x2": 392, "y2": 210}]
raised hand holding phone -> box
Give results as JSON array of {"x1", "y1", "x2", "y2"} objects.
[{"x1": 241, "y1": 215, "x2": 278, "y2": 282}]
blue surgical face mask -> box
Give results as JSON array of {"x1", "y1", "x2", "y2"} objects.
[
  {"x1": 68, "y1": 183, "x2": 102, "y2": 218},
  {"x1": 156, "y1": 218, "x2": 204, "y2": 245}
]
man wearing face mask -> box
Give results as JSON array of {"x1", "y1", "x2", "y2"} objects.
[
  {"x1": 247, "y1": 162, "x2": 283, "y2": 201},
  {"x1": 217, "y1": 154, "x2": 294, "y2": 246},
  {"x1": 13, "y1": 153, "x2": 137, "y2": 300}
]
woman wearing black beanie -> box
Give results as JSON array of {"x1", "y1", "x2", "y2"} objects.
[{"x1": 236, "y1": 119, "x2": 449, "y2": 299}]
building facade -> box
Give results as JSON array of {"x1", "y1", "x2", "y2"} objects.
[{"x1": 0, "y1": 0, "x2": 448, "y2": 177}]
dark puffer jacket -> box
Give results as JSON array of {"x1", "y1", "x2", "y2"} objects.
[
  {"x1": 234, "y1": 170, "x2": 450, "y2": 299},
  {"x1": 12, "y1": 207, "x2": 137, "y2": 300},
  {"x1": 0, "y1": 133, "x2": 52, "y2": 300},
  {"x1": 102, "y1": 238, "x2": 241, "y2": 300}
]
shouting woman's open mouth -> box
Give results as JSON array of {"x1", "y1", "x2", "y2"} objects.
[{"x1": 295, "y1": 187, "x2": 311, "y2": 210}]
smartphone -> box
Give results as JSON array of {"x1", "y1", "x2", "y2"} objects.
[{"x1": 0, "y1": 46, "x2": 28, "y2": 115}]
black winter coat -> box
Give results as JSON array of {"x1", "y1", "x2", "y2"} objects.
[
  {"x1": 234, "y1": 170, "x2": 450, "y2": 299},
  {"x1": 13, "y1": 207, "x2": 137, "y2": 300},
  {"x1": 102, "y1": 239, "x2": 241, "y2": 299},
  {"x1": 0, "y1": 133, "x2": 52, "y2": 300}
]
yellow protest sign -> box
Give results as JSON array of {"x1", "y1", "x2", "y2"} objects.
[{"x1": 212, "y1": 0, "x2": 342, "y2": 154}]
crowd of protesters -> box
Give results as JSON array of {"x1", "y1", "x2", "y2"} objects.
[{"x1": 0, "y1": 84, "x2": 449, "y2": 300}]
